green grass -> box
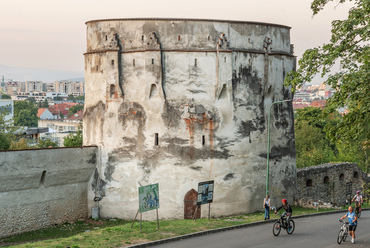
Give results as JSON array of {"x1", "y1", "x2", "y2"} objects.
[{"x1": 0, "y1": 204, "x2": 366, "y2": 248}]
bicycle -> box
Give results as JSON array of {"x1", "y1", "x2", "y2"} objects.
[
  {"x1": 337, "y1": 219, "x2": 349, "y2": 244},
  {"x1": 354, "y1": 202, "x2": 361, "y2": 218},
  {"x1": 272, "y1": 210, "x2": 295, "y2": 236}
]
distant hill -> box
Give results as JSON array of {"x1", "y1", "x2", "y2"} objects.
[{"x1": 0, "y1": 64, "x2": 84, "y2": 83}]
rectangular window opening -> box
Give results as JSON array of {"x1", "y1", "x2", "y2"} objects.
[
  {"x1": 133, "y1": 59, "x2": 135, "y2": 66},
  {"x1": 224, "y1": 57, "x2": 226, "y2": 63},
  {"x1": 178, "y1": 35, "x2": 181, "y2": 41},
  {"x1": 142, "y1": 35, "x2": 144, "y2": 41},
  {"x1": 195, "y1": 58, "x2": 197, "y2": 66},
  {"x1": 152, "y1": 58, "x2": 154, "y2": 64},
  {"x1": 202, "y1": 135, "x2": 205, "y2": 146},
  {"x1": 96, "y1": 65, "x2": 99, "y2": 71},
  {"x1": 155, "y1": 133, "x2": 159, "y2": 146},
  {"x1": 111, "y1": 60, "x2": 114, "y2": 65}
]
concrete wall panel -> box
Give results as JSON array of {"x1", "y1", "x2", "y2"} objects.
[{"x1": 0, "y1": 147, "x2": 97, "y2": 238}]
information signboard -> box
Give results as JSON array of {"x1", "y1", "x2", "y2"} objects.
[
  {"x1": 138, "y1": 183, "x2": 159, "y2": 213},
  {"x1": 197, "y1": 180, "x2": 214, "y2": 206}
]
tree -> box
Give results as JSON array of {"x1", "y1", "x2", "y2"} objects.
[
  {"x1": 0, "y1": 132, "x2": 11, "y2": 150},
  {"x1": 60, "y1": 111, "x2": 64, "y2": 119},
  {"x1": 38, "y1": 99, "x2": 49, "y2": 108},
  {"x1": 14, "y1": 101, "x2": 38, "y2": 127},
  {"x1": 9, "y1": 138, "x2": 30, "y2": 150},
  {"x1": 75, "y1": 95, "x2": 85, "y2": 101},
  {"x1": 67, "y1": 94, "x2": 75, "y2": 101},
  {"x1": 0, "y1": 103, "x2": 17, "y2": 149},
  {"x1": 1, "y1": 94, "x2": 11, "y2": 99},
  {"x1": 295, "y1": 121, "x2": 334, "y2": 168},
  {"x1": 295, "y1": 107, "x2": 326, "y2": 130},
  {"x1": 37, "y1": 138, "x2": 58, "y2": 148},
  {"x1": 285, "y1": 0, "x2": 370, "y2": 145},
  {"x1": 68, "y1": 105, "x2": 84, "y2": 116},
  {"x1": 27, "y1": 97, "x2": 36, "y2": 103},
  {"x1": 63, "y1": 130, "x2": 83, "y2": 147}
]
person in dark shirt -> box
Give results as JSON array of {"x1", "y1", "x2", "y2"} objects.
[{"x1": 275, "y1": 198, "x2": 293, "y2": 228}]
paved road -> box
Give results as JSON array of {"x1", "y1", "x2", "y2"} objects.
[{"x1": 152, "y1": 211, "x2": 370, "y2": 248}]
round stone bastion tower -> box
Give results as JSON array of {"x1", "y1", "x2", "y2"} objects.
[{"x1": 84, "y1": 18, "x2": 297, "y2": 220}]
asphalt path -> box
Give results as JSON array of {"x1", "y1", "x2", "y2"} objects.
[{"x1": 152, "y1": 211, "x2": 370, "y2": 248}]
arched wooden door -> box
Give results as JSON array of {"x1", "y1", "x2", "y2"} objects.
[{"x1": 184, "y1": 189, "x2": 201, "y2": 219}]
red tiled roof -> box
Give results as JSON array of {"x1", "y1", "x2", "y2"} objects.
[
  {"x1": 68, "y1": 110, "x2": 83, "y2": 120},
  {"x1": 37, "y1": 108, "x2": 47, "y2": 117},
  {"x1": 47, "y1": 107, "x2": 59, "y2": 115},
  {"x1": 310, "y1": 100, "x2": 326, "y2": 108}
]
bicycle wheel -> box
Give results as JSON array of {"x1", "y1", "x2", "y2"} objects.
[
  {"x1": 286, "y1": 219, "x2": 295, "y2": 234},
  {"x1": 273, "y1": 221, "x2": 281, "y2": 236},
  {"x1": 337, "y1": 230, "x2": 344, "y2": 244}
]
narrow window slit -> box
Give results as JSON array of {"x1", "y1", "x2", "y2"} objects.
[
  {"x1": 202, "y1": 135, "x2": 205, "y2": 146},
  {"x1": 133, "y1": 59, "x2": 135, "y2": 66},
  {"x1": 154, "y1": 133, "x2": 159, "y2": 146}
]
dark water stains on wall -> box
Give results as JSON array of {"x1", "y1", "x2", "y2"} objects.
[
  {"x1": 232, "y1": 65, "x2": 262, "y2": 100},
  {"x1": 190, "y1": 166, "x2": 202, "y2": 171},
  {"x1": 163, "y1": 137, "x2": 189, "y2": 145},
  {"x1": 104, "y1": 163, "x2": 115, "y2": 182},
  {"x1": 87, "y1": 152, "x2": 97, "y2": 164},
  {"x1": 259, "y1": 141, "x2": 295, "y2": 160},
  {"x1": 91, "y1": 168, "x2": 107, "y2": 198},
  {"x1": 224, "y1": 173, "x2": 235, "y2": 181},
  {"x1": 166, "y1": 144, "x2": 231, "y2": 163},
  {"x1": 162, "y1": 101, "x2": 182, "y2": 129}
]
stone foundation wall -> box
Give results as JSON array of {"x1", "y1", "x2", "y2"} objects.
[
  {"x1": 296, "y1": 162, "x2": 369, "y2": 208},
  {"x1": 0, "y1": 147, "x2": 97, "y2": 238}
]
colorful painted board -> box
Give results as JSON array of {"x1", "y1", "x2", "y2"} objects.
[
  {"x1": 139, "y1": 183, "x2": 159, "y2": 213},
  {"x1": 197, "y1": 180, "x2": 214, "y2": 205}
]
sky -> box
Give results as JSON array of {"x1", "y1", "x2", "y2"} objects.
[{"x1": 0, "y1": 0, "x2": 353, "y2": 77}]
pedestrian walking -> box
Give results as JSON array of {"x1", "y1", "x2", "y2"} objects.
[{"x1": 263, "y1": 194, "x2": 271, "y2": 220}]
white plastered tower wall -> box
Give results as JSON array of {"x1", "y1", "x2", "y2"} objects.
[{"x1": 84, "y1": 18, "x2": 297, "y2": 220}]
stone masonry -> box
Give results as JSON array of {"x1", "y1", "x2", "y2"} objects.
[
  {"x1": 296, "y1": 162, "x2": 370, "y2": 208},
  {"x1": 84, "y1": 18, "x2": 297, "y2": 219}
]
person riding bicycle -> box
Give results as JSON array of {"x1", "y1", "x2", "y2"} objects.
[
  {"x1": 275, "y1": 199, "x2": 293, "y2": 228},
  {"x1": 339, "y1": 206, "x2": 357, "y2": 244},
  {"x1": 352, "y1": 191, "x2": 363, "y2": 210}
]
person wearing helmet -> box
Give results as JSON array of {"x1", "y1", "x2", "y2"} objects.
[
  {"x1": 352, "y1": 191, "x2": 363, "y2": 215},
  {"x1": 275, "y1": 199, "x2": 293, "y2": 228}
]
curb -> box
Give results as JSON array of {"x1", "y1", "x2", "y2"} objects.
[{"x1": 126, "y1": 208, "x2": 369, "y2": 248}]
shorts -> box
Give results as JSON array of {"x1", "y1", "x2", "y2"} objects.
[{"x1": 349, "y1": 225, "x2": 357, "y2": 232}]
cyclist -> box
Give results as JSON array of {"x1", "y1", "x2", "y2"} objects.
[
  {"x1": 275, "y1": 199, "x2": 293, "y2": 229},
  {"x1": 339, "y1": 206, "x2": 357, "y2": 244},
  {"x1": 352, "y1": 191, "x2": 363, "y2": 215}
]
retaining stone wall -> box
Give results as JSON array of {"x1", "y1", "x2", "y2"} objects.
[
  {"x1": 296, "y1": 162, "x2": 369, "y2": 208},
  {"x1": 0, "y1": 146, "x2": 97, "y2": 238}
]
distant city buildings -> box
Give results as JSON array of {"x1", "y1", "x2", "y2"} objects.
[
  {"x1": 293, "y1": 82, "x2": 347, "y2": 115},
  {"x1": 1, "y1": 80, "x2": 84, "y2": 102}
]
